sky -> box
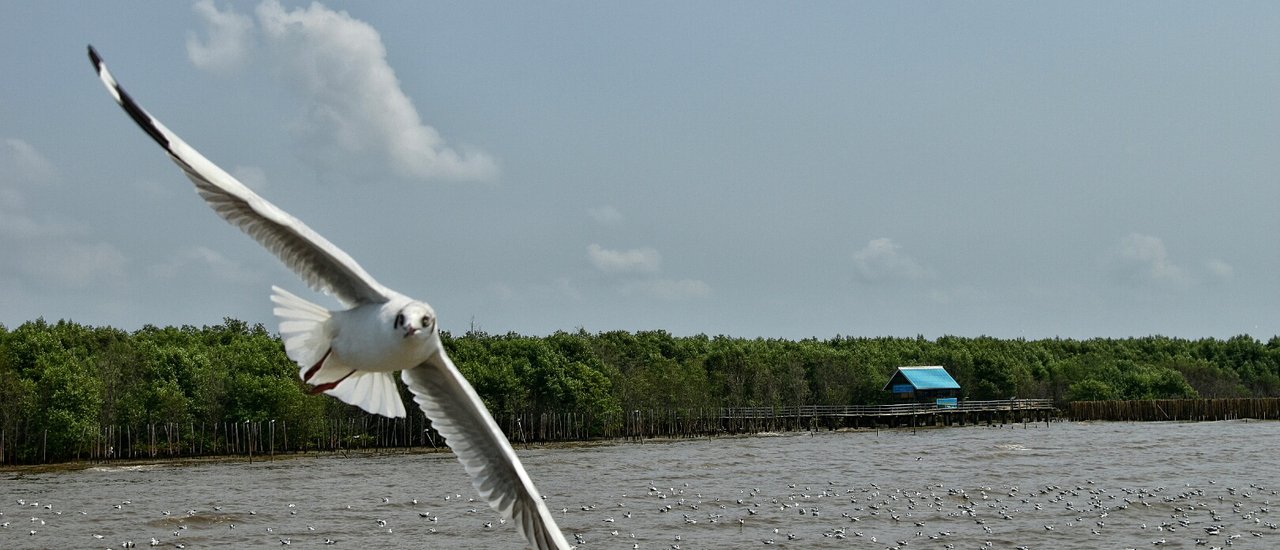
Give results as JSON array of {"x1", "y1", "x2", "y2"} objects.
[{"x1": 2, "y1": 2, "x2": 1279, "y2": 341}]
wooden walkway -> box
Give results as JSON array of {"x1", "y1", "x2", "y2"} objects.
[
  {"x1": 714, "y1": 399, "x2": 1057, "y2": 432},
  {"x1": 501, "y1": 399, "x2": 1059, "y2": 443}
]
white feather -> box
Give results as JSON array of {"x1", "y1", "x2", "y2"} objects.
[
  {"x1": 403, "y1": 352, "x2": 571, "y2": 550},
  {"x1": 328, "y1": 371, "x2": 406, "y2": 419},
  {"x1": 271, "y1": 285, "x2": 332, "y2": 373}
]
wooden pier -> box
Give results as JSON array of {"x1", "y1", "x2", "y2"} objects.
[
  {"x1": 716, "y1": 399, "x2": 1057, "y2": 433},
  {"x1": 497, "y1": 400, "x2": 1058, "y2": 443},
  {"x1": 500, "y1": 399, "x2": 1058, "y2": 442}
]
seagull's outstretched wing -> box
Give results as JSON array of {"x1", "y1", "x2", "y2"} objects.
[
  {"x1": 88, "y1": 46, "x2": 390, "y2": 307},
  {"x1": 402, "y1": 351, "x2": 571, "y2": 550}
]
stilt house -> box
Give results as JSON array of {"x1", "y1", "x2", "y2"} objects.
[{"x1": 884, "y1": 366, "x2": 961, "y2": 407}]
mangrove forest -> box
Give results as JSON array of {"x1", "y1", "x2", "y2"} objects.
[{"x1": 2, "y1": 317, "x2": 1279, "y2": 464}]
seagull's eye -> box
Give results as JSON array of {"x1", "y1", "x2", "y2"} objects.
[
  {"x1": 394, "y1": 313, "x2": 404, "y2": 328},
  {"x1": 421, "y1": 316, "x2": 431, "y2": 328}
]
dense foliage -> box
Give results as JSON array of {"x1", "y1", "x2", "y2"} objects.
[{"x1": 2, "y1": 318, "x2": 1279, "y2": 463}]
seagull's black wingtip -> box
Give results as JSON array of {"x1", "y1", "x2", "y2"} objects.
[
  {"x1": 87, "y1": 45, "x2": 103, "y2": 70},
  {"x1": 87, "y1": 45, "x2": 172, "y2": 151}
]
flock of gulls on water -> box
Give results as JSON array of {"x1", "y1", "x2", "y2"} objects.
[{"x1": 3, "y1": 473, "x2": 1277, "y2": 549}]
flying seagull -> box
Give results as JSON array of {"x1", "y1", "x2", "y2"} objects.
[{"x1": 87, "y1": 46, "x2": 570, "y2": 550}]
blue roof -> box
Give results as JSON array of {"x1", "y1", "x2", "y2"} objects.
[{"x1": 890, "y1": 366, "x2": 960, "y2": 390}]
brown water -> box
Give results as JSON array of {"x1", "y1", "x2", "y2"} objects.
[{"x1": 2, "y1": 420, "x2": 1277, "y2": 549}]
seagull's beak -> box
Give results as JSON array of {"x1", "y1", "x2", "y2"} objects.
[{"x1": 403, "y1": 327, "x2": 420, "y2": 339}]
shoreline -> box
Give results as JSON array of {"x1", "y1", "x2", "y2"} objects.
[
  {"x1": 0, "y1": 419, "x2": 1086, "y2": 474},
  {"x1": 6, "y1": 416, "x2": 1271, "y2": 474}
]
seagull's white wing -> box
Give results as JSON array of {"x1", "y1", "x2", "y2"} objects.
[
  {"x1": 402, "y1": 350, "x2": 571, "y2": 550},
  {"x1": 88, "y1": 46, "x2": 390, "y2": 307}
]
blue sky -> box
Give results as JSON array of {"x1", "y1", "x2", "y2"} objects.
[{"x1": 2, "y1": 2, "x2": 1278, "y2": 340}]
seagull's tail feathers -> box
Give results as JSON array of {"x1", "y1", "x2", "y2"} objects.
[
  {"x1": 325, "y1": 371, "x2": 407, "y2": 419},
  {"x1": 271, "y1": 285, "x2": 333, "y2": 375},
  {"x1": 270, "y1": 285, "x2": 407, "y2": 419}
]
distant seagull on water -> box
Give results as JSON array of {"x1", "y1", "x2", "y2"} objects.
[{"x1": 88, "y1": 46, "x2": 570, "y2": 550}]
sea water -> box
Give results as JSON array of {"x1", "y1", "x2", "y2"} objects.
[{"x1": 3, "y1": 420, "x2": 1277, "y2": 549}]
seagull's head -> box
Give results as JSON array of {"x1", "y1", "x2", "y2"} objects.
[{"x1": 392, "y1": 302, "x2": 435, "y2": 340}]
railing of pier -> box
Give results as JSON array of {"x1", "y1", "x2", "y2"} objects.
[{"x1": 720, "y1": 399, "x2": 1055, "y2": 419}]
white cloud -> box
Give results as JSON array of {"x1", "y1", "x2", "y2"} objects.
[
  {"x1": 927, "y1": 286, "x2": 986, "y2": 305},
  {"x1": 487, "y1": 282, "x2": 516, "y2": 301},
  {"x1": 582, "y1": 243, "x2": 707, "y2": 300},
  {"x1": 0, "y1": 221, "x2": 128, "y2": 289},
  {"x1": 486, "y1": 277, "x2": 582, "y2": 303},
  {"x1": 853, "y1": 237, "x2": 930, "y2": 283},
  {"x1": 18, "y1": 241, "x2": 127, "y2": 289},
  {"x1": 554, "y1": 276, "x2": 583, "y2": 301},
  {"x1": 0, "y1": 212, "x2": 77, "y2": 240},
  {"x1": 186, "y1": 0, "x2": 498, "y2": 183},
  {"x1": 587, "y1": 205, "x2": 623, "y2": 226},
  {"x1": 0, "y1": 138, "x2": 126, "y2": 290},
  {"x1": 1110, "y1": 233, "x2": 1190, "y2": 289},
  {"x1": 232, "y1": 165, "x2": 269, "y2": 191},
  {"x1": 0, "y1": 138, "x2": 56, "y2": 232},
  {"x1": 1204, "y1": 258, "x2": 1234, "y2": 283},
  {"x1": 149, "y1": 246, "x2": 262, "y2": 285},
  {"x1": 0, "y1": 186, "x2": 22, "y2": 211},
  {"x1": 621, "y1": 278, "x2": 711, "y2": 301},
  {"x1": 186, "y1": 0, "x2": 255, "y2": 74},
  {"x1": 587, "y1": 243, "x2": 662, "y2": 274},
  {"x1": 2, "y1": 138, "x2": 56, "y2": 185}
]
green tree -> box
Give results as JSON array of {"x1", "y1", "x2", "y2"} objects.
[{"x1": 1068, "y1": 379, "x2": 1120, "y2": 401}]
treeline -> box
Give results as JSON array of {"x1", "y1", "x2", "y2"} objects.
[{"x1": 2, "y1": 318, "x2": 1279, "y2": 463}]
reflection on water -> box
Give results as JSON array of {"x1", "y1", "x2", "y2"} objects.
[{"x1": 3, "y1": 420, "x2": 1278, "y2": 549}]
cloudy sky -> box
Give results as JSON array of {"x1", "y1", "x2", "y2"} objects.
[{"x1": 3, "y1": 2, "x2": 1278, "y2": 340}]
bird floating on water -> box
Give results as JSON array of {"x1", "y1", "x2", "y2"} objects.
[{"x1": 88, "y1": 45, "x2": 570, "y2": 550}]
